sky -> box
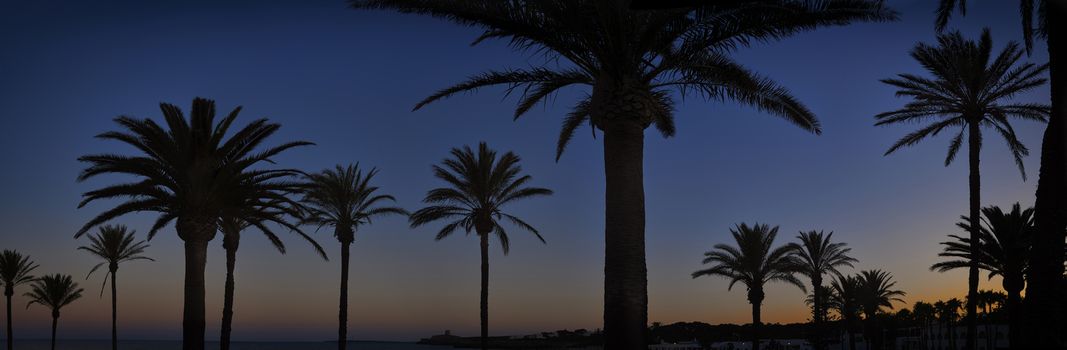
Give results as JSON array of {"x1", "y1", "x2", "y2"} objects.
[{"x1": 0, "y1": 0, "x2": 1052, "y2": 343}]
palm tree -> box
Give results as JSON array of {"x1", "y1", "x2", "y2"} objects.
[
  {"x1": 936, "y1": 299, "x2": 964, "y2": 350},
  {"x1": 931, "y1": 203, "x2": 1034, "y2": 349},
  {"x1": 77, "y1": 225, "x2": 153, "y2": 350},
  {"x1": 0, "y1": 250, "x2": 37, "y2": 350},
  {"x1": 75, "y1": 97, "x2": 308, "y2": 350},
  {"x1": 935, "y1": 3, "x2": 1065, "y2": 343},
  {"x1": 856, "y1": 270, "x2": 905, "y2": 350},
  {"x1": 348, "y1": 2, "x2": 898, "y2": 347},
  {"x1": 410, "y1": 143, "x2": 552, "y2": 350},
  {"x1": 692, "y1": 223, "x2": 805, "y2": 350},
  {"x1": 971, "y1": 290, "x2": 1006, "y2": 350},
  {"x1": 912, "y1": 301, "x2": 936, "y2": 350},
  {"x1": 300, "y1": 164, "x2": 407, "y2": 350},
  {"x1": 828, "y1": 274, "x2": 862, "y2": 350},
  {"x1": 788, "y1": 231, "x2": 856, "y2": 350},
  {"x1": 217, "y1": 169, "x2": 326, "y2": 350},
  {"x1": 876, "y1": 29, "x2": 1048, "y2": 349},
  {"x1": 24, "y1": 274, "x2": 84, "y2": 350}
]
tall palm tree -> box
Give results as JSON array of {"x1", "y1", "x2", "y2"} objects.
[
  {"x1": 692, "y1": 223, "x2": 805, "y2": 350},
  {"x1": 410, "y1": 142, "x2": 552, "y2": 350},
  {"x1": 935, "y1": 4, "x2": 1066, "y2": 343},
  {"x1": 0, "y1": 250, "x2": 37, "y2": 350},
  {"x1": 828, "y1": 274, "x2": 862, "y2": 350},
  {"x1": 788, "y1": 231, "x2": 856, "y2": 350},
  {"x1": 300, "y1": 164, "x2": 407, "y2": 350},
  {"x1": 349, "y1": 2, "x2": 898, "y2": 347},
  {"x1": 876, "y1": 28, "x2": 1048, "y2": 349},
  {"x1": 24, "y1": 274, "x2": 84, "y2": 350},
  {"x1": 75, "y1": 97, "x2": 308, "y2": 350},
  {"x1": 77, "y1": 225, "x2": 153, "y2": 350},
  {"x1": 856, "y1": 270, "x2": 905, "y2": 350},
  {"x1": 217, "y1": 170, "x2": 326, "y2": 350},
  {"x1": 931, "y1": 203, "x2": 1034, "y2": 349}
]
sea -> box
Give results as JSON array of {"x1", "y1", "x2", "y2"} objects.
[{"x1": 7, "y1": 340, "x2": 454, "y2": 350}]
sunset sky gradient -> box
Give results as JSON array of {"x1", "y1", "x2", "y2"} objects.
[{"x1": 0, "y1": 0, "x2": 1051, "y2": 342}]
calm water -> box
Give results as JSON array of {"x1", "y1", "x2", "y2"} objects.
[{"x1": 9, "y1": 340, "x2": 453, "y2": 350}]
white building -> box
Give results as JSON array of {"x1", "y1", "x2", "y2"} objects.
[{"x1": 710, "y1": 339, "x2": 812, "y2": 350}]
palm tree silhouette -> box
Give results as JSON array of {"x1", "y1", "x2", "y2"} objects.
[
  {"x1": 936, "y1": 2, "x2": 1065, "y2": 346},
  {"x1": 876, "y1": 28, "x2": 1048, "y2": 349},
  {"x1": 0, "y1": 250, "x2": 37, "y2": 350},
  {"x1": 75, "y1": 97, "x2": 308, "y2": 350},
  {"x1": 912, "y1": 301, "x2": 936, "y2": 350},
  {"x1": 24, "y1": 274, "x2": 84, "y2": 350},
  {"x1": 935, "y1": 298, "x2": 964, "y2": 350},
  {"x1": 971, "y1": 290, "x2": 1006, "y2": 350},
  {"x1": 77, "y1": 225, "x2": 153, "y2": 350},
  {"x1": 931, "y1": 203, "x2": 1034, "y2": 349},
  {"x1": 349, "y1": 2, "x2": 898, "y2": 346},
  {"x1": 217, "y1": 168, "x2": 326, "y2": 350},
  {"x1": 856, "y1": 270, "x2": 905, "y2": 350},
  {"x1": 787, "y1": 231, "x2": 856, "y2": 350},
  {"x1": 828, "y1": 274, "x2": 862, "y2": 350},
  {"x1": 300, "y1": 164, "x2": 407, "y2": 350},
  {"x1": 692, "y1": 223, "x2": 805, "y2": 350},
  {"x1": 410, "y1": 143, "x2": 552, "y2": 350}
]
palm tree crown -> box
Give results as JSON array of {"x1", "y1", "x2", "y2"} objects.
[
  {"x1": 300, "y1": 164, "x2": 408, "y2": 243},
  {"x1": 409, "y1": 142, "x2": 553, "y2": 252},
  {"x1": 876, "y1": 28, "x2": 1049, "y2": 178},
  {"x1": 790, "y1": 231, "x2": 857, "y2": 282},
  {"x1": 219, "y1": 169, "x2": 326, "y2": 257},
  {"x1": 0, "y1": 250, "x2": 38, "y2": 293},
  {"x1": 75, "y1": 97, "x2": 312, "y2": 239},
  {"x1": 931, "y1": 203, "x2": 1034, "y2": 284},
  {"x1": 857, "y1": 269, "x2": 906, "y2": 316},
  {"x1": 692, "y1": 223, "x2": 806, "y2": 297},
  {"x1": 24, "y1": 275, "x2": 84, "y2": 313},
  {"x1": 354, "y1": 1, "x2": 898, "y2": 159},
  {"x1": 78, "y1": 225, "x2": 153, "y2": 293}
]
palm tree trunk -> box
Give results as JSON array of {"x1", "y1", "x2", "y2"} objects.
[
  {"x1": 480, "y1": 233, "x2": 489, "y2": 350},
  {"x1": 965, "y1": 122, "x2": 981, "y2": 350},
  {"x1": 812, "y1": 277, "x2": 823, "y2": 350},
  {"x1": 110, "y1": 267, "x2": 118, "y2": 350},
  {"x1": 221, "y1": 236, "x2": 238, "y2": 350},
  {"x1": 847, "y1": 318, "x2": 856, "y2": 350},
  {"x1": 1007, "y1": 289, "x2": 1022, "y2": 350},
  {"x1": 6, "y1": 288, "x2": 12, "y2": 350},
  {"x1": 50, "y1": 311, "x2": 58, "y2": 350},
  {"x1": 182, "y1": 239, "x2": 210, "y2": 350},
  {"x1": 601, "y1": 119, "x2": 648, "y2": 350},
  {"x1": 1025, "y1": 3, "x2": 1067, "y2": 348},
  {"x1": 751, "y1": 301, "x2": 761, "y2": 350},
  {"x1": 339, "y1": 241, "x2": 350, "y2": 350}
]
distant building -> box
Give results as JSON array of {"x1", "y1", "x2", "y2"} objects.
[
  {"x1": 650, "y1": 340, "x2": 702, "y2": 350},
  {"x1": 710, "y1": 339, "x2": 811, "y2": 350},
  {"x1": 834, "y1": 324, "x2": 1009, "y2": 350}
]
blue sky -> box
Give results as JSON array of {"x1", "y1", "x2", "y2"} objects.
[{"x1": 0, "y1": 0, "x2": 1051, "y2": 342}]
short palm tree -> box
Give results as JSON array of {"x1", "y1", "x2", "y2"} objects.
[
  {"x1": 876, "y1": 28, "x2": 1048, "y2": 348},
  {"x1": 856, "y1": 270, "x2": 905, "y2": 350},
  {"x1": 692, "y1": 223, "x2": 805, "y2": 350},
  {"x1": 0, "y1": 250, "x2": 37, "y2": 350},
  {"x1": 77, "y1": 225, "x2": 153, "y2": 350},
  {"x1": 937, "y1": 2, "x2": 1065, "y2": 346},
  {"x1": 931, "y1": 203, "x2": 1034, "y2": 349},
  {"x1": 829, "y1": 274, "x2": 862, "y2": 350},
  {"x1": 300, "y1": 164, "x2": 406, "y2": 350},
  {"x1": 75, "y1": 98, "x2": 308, "y2": 349},
  {"x1": 912, "y1": 301, "x2": 937, "y2": 350},
  {"x1": 349, "y1": 2, "x2": 898, "y2": 347},
  {"x1": 936, "y1": 298, "x2": 964, "y2": 350},
  {"x1": 410, "y1": 143, "x2": 552, "y2": 350},
  {"x1": 788, "y1": 231, "x2": 856, "y2": 350},
  {"x1": 217, "y1": 170, "x2": 326, "y2": 350},
  {"x1": 24, "y1": 274, "x2": 84, "y2": 350}
]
